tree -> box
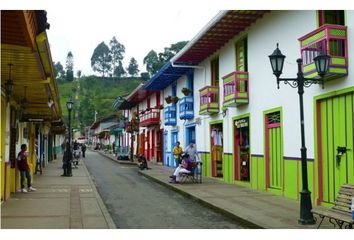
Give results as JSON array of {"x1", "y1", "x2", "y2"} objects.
[
  {"x1": 77, "y1": 70, "x2": 82, "y2": 79},
  {"x1": 143, "y1": 50, "x2": 161, "y2": 76},
  {"x1": 143, "y1": 41, "x2": 188, "y2": 77},
  {"x1": 109, "y1": 37, "x2": 125, "y2": 74},
  {"x1": 113, "y1": 61, "x2": 126, "y2": 77},
  {"x1": 54, "y1": 61, "x2": 65, "y2": 80},
  {"x1": 159, "y1": 41, "x2": 188, "y2": 62},
  {"x1": 127, "y1": 57, "x2": 139, "y2": 76},
  {"x1": 91, "y1": 42, "x2": 112, "y2": 77},
  {"x1": 65, "y1": 51, "x2": 74, "y2": 81},
  {"x1": 140, "y1": 72, "x2": 150, "y2": 81}
]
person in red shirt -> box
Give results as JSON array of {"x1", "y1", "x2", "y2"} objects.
[{"x1": 17, "y1": 144, "x2": 36, "y2": 193}]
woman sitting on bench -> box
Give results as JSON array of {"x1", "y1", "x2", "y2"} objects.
[{"x1": 169, "y1": 153, "x2": 193, "y2": 184}]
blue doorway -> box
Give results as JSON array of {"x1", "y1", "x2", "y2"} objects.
[
  {"x1": 171, "y1": 131, "x2": 178, "y2": 168},
  {"x1": 185, "y1": 125, "x2": 196, "y2": 148},
  {"x1": 163, "y1": 131, "x2": 169, "y2": 166}
]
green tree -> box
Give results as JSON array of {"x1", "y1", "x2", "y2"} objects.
[
  {"x1": 127, "y1": 57, "x2": 139, "y2": 76},
  {"x1": 77, "y1": 70, "x2": 82, "y2": 79},
  {"x1": 109, "y1": 36, "x2": 125, "y2": 73},
  {"x1": 91, "y1": 42, "x2": 112, "y2": 77},
  {"x1": 65, "y1": 51, "x2": 74, "y2": 81},
  {"x1": 113, "y1": 61, "x2": 126, "y2": 77},
  {"x1": 143, "y1": 41, "x2": 188, "y2": 77},
  {"x1": 159, "y1": 41, "x2": 188, "y2": 62},
  {"x1": 140, "y1": 72, "x2": 150, "y2": 81},
  {"x1": 54, "y1": 61, "x2": 65, "y2": 80},
  {"x1": 143, "y1": 50, "x2": 161, "y2": 76}
]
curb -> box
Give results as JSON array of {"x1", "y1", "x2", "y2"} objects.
[
  {"x1": 138, "y1": 170, "x2": 263, "y2": 229},
  {"x1": 81, "y1": 158, "x2": 117, "y2": 229},
  {"x1": 95, "y1": 150, "x2": 137, "y2": 166}
]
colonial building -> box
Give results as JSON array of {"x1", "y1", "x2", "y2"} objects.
[
  {"x1": 135, "y1": 10, "x2": 353, "y2": 206},
  {"x1": 1, "y1": 10, "x2": 64, "y2": 201}
]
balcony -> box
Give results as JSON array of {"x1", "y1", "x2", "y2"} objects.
[
  {"x1": 222, "y1": 71, "x2": 249, "y2": 107},
  {"x1": 199, "y1": 86, "x2": 219, "y2": 115},
  {"x1": 139, "y1": 108, "x2": 160, "y2": 127},
  {"x1": 299, "y1": 24, "x2": 348, "y2": 80},
  {"x1": 164, "y1": 105, "x2": 177, "y2": 126},
  {"x1": 179, "y1": 96, "x2": 194, "y2": 119}
]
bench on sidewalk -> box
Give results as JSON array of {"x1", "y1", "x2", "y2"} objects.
[
  {"x1": 180, "y1": 162, "x2": 202, "y2": 184},
  {"x1": 312, "y1": 184, "x2": 354, "y2": 229}
]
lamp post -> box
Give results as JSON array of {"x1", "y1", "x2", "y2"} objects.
[
  {"x1": 269, "y1": 43, "x2": 330, "y2": 225},
  {"x1": 66, "y1": 99, "x2": 74, "y2": 146}
]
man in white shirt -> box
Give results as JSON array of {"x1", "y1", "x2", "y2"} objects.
[{"x1": 184, "y1": 141, "x2": 200, "y2": 162}]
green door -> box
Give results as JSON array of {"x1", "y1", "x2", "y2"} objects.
[
  {"x1": 318, "y1": 92, "x2": 354, "y2": 204},
  {"x1": 265, "y1": 111, "x2": 282, "y2": 190}
]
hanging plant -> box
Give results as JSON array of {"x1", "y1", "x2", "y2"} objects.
[
  {"x1": 165, "y1": 96, "x2": 172, "y2": 104},
  {"x1": 181, "y1": 87, "x2": 191, "y2": 96},
  {"x1": 171, "y1": 96, "x2": 179, "y2": 103}
]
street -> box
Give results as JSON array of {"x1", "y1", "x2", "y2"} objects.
[{"x1": 83, "y1": 151, "x2": 246, "y2": 229}]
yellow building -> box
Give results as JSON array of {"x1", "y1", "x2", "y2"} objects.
[{"x1": 1, "y1": 10, "x2": 63, "y2": 201}]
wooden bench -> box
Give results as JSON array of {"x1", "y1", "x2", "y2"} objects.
[
  {"x1": 312, "y1": 184, "x2": 354, "y2": 229},
  {"x1": 180, "y1": 162, "x2": 202, "y2": 184}
]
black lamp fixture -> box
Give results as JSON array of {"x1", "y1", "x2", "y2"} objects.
[
  {"x1": 5, "y1": 63, "x2": 14, "y2": 100},
  {"x1": 20, "y1": 86, "x2": 30, "y2": 109},
  {"x1": 268, "y1": 43, "x2": 330, "y2": 225},
  {"x1": 66, "y1": 98, "x2": 74, "y2": 111},
  {"x1": 66, "y1": 98, "x2": 74, "y2": 145}
]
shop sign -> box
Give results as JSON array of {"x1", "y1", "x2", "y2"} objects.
[{"x1": 235, "y1": 118, "x2": 248, "y2": 128}]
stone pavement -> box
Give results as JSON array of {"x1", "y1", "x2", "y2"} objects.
[{"x1": 0, "y1": 154, "x2": 116, "y2": 229}]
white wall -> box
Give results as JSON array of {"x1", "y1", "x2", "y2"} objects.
[{"x1": 184, "y1": 10, "x2": 353, "y2": 159}]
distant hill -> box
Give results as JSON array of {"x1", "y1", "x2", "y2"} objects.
[{"x1": 58, "y1": 76, "x2": 143, "y2": 132}]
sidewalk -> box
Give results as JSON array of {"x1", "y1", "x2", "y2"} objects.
[
  {"x1": 1, "y1": 155, "x2": 116, "y2": 229},
  {"x1": 136, "y1": 162, "x2": 334, "y2": 229}
]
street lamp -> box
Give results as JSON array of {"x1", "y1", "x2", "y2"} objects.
[
  {"x1": 269, "y1": 43, "x2": 330, "y2": 225},
  {"x1": 66, "y1": 98, "x2": 74, "y2": 146}
]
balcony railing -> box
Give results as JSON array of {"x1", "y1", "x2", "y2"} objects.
[
  {"x1": 223, "y1": 71, "x2": 249, "y2": 107},
  {"x1": 179, "y1": 96, "x2": 194, "y2": 119},
  {"x1": 139, "y1": 108, "x2": 160, "y2": 127},
  {"x1": 199, "y1": 85, "x2": 219, "y2": 115},
  {"x1": 164, "y1": 105, "x2": 177, "y2": 126},
  {"x1": 298, "y1": 24, "x2": 348, "y2": 80}
]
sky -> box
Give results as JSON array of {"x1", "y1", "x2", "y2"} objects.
[
  {"x1": 46, "y1": 7, "x2": 219, "y2": 76},
  {"x1": 4, "y1": 0, "x2": 347, "y2": 78}
]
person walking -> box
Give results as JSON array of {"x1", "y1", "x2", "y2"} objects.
[
  {"x1": 62, "y1": 142, "x2": 73, "y2": 177},
  {"x1": 81, "y1": 143, "x2": 87, "y2": 158},
  {"x1": 184, "y1": 141, "x2": 200, "y2": 162},
  {"x1": 173, "y1": 141, "x2": 183, "y2": 167},
  {"x1": 17, "y1": 144, "x2": 36, "y2": 192}
]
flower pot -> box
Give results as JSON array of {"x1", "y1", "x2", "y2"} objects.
[
  {"x1": 165, "y1": 96, "x2": 172, "y2": 104},
  {"x1": 181, "y1": 88, "x2": 191, "y2": 96}
]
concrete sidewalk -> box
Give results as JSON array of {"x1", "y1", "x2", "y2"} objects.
[
  {"x1": 1, "y1": 155, "x2": 116, "y2": 229},
  {"x1": 137, "y1": 162, "x2": 334, "y2": 229}
]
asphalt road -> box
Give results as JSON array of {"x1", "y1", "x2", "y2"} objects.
[{"x1": 83, "y1": 151, "x2": 246, "y2": 229}]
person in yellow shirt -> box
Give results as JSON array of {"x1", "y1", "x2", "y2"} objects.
[{"x1": 173, "y1": 141, "x2": 183, "y2": 167}]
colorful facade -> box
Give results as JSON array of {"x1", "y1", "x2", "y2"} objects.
[
  {"x1": 1, "y1": 11, "x2": 64, "y2": 202},
  {"x1": 130, "y1": 10, "x2": 354, "y2": 206}
]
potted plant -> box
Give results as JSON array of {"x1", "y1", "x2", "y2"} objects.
[
  {"x1": 165, "y1": 96, "x2": 172, "y2": 104},
  {"x1": 171, "y1": 96, "x2": 179, "y2": 103},
  {"x1": 181, "y1": 87, "x2": 191, "y2": 96}
]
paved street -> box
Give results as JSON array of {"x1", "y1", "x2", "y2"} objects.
[{"x1": 84, "y1": 150, "x2": 246, "y2": 229}]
